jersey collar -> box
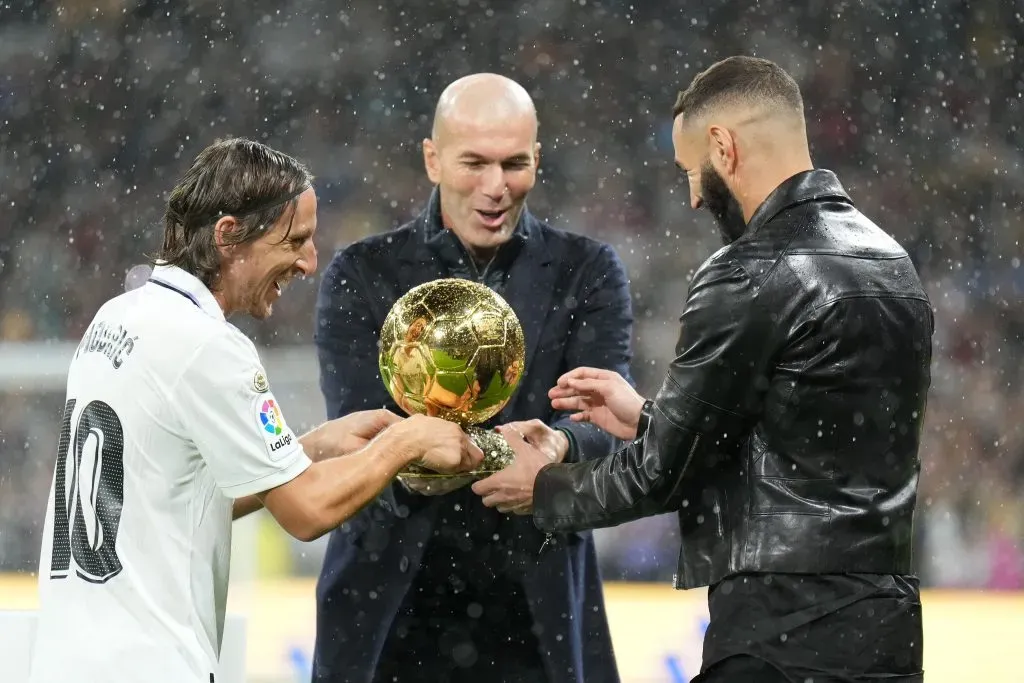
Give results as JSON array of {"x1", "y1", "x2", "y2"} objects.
[{"x1": 148, "y1": 264, "x2": 226, "y2": 321}]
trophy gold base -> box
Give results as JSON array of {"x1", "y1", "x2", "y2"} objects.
[{"x1": 396, "y1": 425, "x2": 516, "y2": 480}]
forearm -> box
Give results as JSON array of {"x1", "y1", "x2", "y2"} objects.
[
  {"x1": 231, "y1": 427, "x2": 341, "y2": 521},
  {"x1": 533, "y1": 401, "x2": 694, "y2": 533},
  {"x1": 263, "y1": 432, "x2": 415, "y2": 541}
]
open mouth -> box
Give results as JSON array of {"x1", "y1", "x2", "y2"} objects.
[
  {"x1": 273, "y1": 279, "x2": 286, "y2": 296},
  {"x1": 475, "y1": 209, "x2": 508, "y2": 228}
]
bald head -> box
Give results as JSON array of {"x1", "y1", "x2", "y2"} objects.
[
  {"x1": 422, "y1": 73, "x2": 542, "y2": 263},
  {"x1": 431, "y1": 73, "x2": 538, "y2": 146}
]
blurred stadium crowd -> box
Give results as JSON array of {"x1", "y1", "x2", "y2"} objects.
[{"x1": 1, "y1": 0, "x2": 1022, "y2": 589}]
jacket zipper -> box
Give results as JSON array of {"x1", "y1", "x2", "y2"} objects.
[{"x1": 671, "y1": 435, "x2": 705, "y2": 589}]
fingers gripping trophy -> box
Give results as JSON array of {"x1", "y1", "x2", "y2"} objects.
[{"x1": 378, "y1": 278, "x2": 526, "y2": 479}]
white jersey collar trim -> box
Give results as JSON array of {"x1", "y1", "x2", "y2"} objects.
[{"x1": 148, "y1": 264, "x2": 226, "y2": 321}]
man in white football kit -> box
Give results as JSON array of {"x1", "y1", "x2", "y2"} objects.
[{"x1": 29, "y1": 139, "x2": 482, "y2": 683}]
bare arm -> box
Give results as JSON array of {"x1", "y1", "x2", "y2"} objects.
[
  {"x1": 232, "y1": 429, "x2": 330, "y2": 519},
  {"x1": 232, "y1": 495, "x2": 264, "y2": 520},
  {"x1": 232, "y1": 409, "x2": 403, "y2": 521},
  {"x1": 173, "y1": 329, "x2": 454, "y2": 531},
  {"x1": 257, "y1": 415, "x2": 480, "y2": 541},
  {"x1": 256, "y1": 433, "x2": 410, "y2": 540}
]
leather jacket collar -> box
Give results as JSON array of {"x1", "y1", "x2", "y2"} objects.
[{"x1": 746, "y1": 169, "x2": 852, "y2": 237}]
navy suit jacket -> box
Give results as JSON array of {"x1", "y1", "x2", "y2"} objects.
[{"x1": 311, "y1": 190, "x2": 633, "y2": 683}]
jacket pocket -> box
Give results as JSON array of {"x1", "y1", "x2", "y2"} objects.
[{"x1": 750, "y1": 476, "x2": 830, "y2": 516}]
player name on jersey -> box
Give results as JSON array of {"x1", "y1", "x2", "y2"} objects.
[{"x1": 74, "y1": 320, "x2": 138, "y2": 370}]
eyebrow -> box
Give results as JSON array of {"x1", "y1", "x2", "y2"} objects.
[
  {"x1": 458, "y1": 152, "x2": 533, "y2": 163},
  {"x1": 285, "y1": 222, "x2": 315, "y2": 240}
]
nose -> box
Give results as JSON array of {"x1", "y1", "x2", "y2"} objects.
[
  {"x1": 297, "y1": 240, "x2": 318, "y2": 276},
  {"x1": 480, "y1": 164, "x2": 506, "y2": 201}
]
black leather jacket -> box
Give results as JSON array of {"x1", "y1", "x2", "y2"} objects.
[{"x1": 533, "y1": 169, "x2": 934, "y2": 589}]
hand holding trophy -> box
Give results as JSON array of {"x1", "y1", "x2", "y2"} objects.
[{"x1": 378, "y1": 278, "x2": 526, "y2": 480}]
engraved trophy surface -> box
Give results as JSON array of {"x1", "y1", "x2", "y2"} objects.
[{"x1": 378, "y1": 278, "x2": 526, "y2": 479}]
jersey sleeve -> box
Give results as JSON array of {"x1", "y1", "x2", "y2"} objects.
[{"x1": 172, "y1": 328, "x2": 311, "y2": 498}]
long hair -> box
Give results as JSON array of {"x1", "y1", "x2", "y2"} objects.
[{"x1": 154, "y1": 138, "x2": 314, "y2": 288}]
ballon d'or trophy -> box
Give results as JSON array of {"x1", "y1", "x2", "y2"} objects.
[{"x1": 379, "y1": 278, "x2": 527, "y2": 479}]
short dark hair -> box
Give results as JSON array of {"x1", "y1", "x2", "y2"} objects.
[
  {"x1": 154, "y1": 138, "x2": 314, "y2": 288},
  {"x1": 672, "y1": 56, "x2": 803, "y2": 122}
]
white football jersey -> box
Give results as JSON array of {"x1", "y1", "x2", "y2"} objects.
[{"x1": 29, "y1": 264, "x2": 311, "y2": 683}]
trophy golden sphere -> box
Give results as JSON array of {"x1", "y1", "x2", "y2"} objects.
[{"x1": 379, "y1": 278, "x2": 526, "y2": 478}]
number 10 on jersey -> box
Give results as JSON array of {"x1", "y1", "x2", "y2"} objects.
[{"x1": 49, "y1": 399, "x2": 126, "y2": 584}]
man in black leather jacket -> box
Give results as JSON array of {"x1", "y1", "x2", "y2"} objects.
[{"x1": 474, "y1": 56, "x2": 934, "y2": 683}]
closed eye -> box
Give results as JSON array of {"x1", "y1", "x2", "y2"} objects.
[
  {"x1": 287, "y1": 232, "x2": 313, "y2": 248},
  {"x1": 460, "y1": 155, "x2": 533, "y2": 170}
]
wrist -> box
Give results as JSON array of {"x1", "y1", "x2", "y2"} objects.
[
  {"x1": 632, "y1": 396, "x2": 648, "y2": 426},
  {"x1": 622, "y1": 396, "x2": 648, "y2": 441},
  {"x1": 299, "y1": 424, "x2": 329, "y2": 462},
  {"x1": 553, "y1": 429, "x2": 571, "y2": 463},
  {"x1": 378, "y1": 427, "x2": 419, "y2": 468}
]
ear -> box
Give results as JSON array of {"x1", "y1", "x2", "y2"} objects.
[
  {"x1": 707, "y1": 124, "x2": 738, "y2": 177},
  {"x1": 423, "y1": 138, "x2": 441, "y2": 185},
  {"x1": 213, "y1": 215, "x2": 239, "y2": 254},
  {"x1": 533, "y1": 142, "x2": 542, "y2": 171}
]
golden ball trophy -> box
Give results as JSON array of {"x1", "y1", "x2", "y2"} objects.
[{"x1": 378, "y1": 278, "x2": 526, "y2": 479}]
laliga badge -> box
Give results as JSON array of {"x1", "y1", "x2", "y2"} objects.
[{"x1": 253, "y1": 370, "x2": 269, "y2": 393}]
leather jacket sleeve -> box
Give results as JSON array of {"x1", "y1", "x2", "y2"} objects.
[{"x1": 533, "y1": 255, "x2": 773, "y2": 533}]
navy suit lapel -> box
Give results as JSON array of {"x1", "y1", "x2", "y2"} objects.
[
  {"x1": 499, "y1": 213, "x2": 557, "y2": 400},
  {"x1": 396, "y1": 193, "x2": 449, "y2": 294}
]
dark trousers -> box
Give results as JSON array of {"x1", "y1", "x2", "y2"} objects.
[
  {"x1": 700, "y1": 573, "x2": 924, "y2": 683},
  {"x1": 371, "y1": 539, "x2": 547, "y2": 683},
  {"x1": 694, "y1": 654, "x2": 925, "y2": 683},
  {"x1": 694, "y1": 655, "x2": 792, "y2": 683}
]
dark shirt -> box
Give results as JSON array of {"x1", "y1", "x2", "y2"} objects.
[
  {"x1": 373, "y1": 224, "x2": 551, "y2": 682},
  {"x1": 703, "y1": 572, "x2": 923, "y2": 682},
  {"x1": 425, "y1": 227, "x2": 538, "y2": 572}
]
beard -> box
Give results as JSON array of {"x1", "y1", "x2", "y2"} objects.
[{"x1": 700, "y1": 160, "x2": 747, "y2": 245}]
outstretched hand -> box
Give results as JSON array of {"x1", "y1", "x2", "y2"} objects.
[
  {"x1": 335, "y1": 409, "x2": 405, "y2": 453},
  {"x1": 548, "y1": 367, "x2": 645, "y2": 441},
  {"x1": 471, "y1": 424, "x2": 554, "y2": 515}
]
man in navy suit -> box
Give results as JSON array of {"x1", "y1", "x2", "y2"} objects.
[{"x1": 312, "y1": 72, "x2": 633, "y2": 683}]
